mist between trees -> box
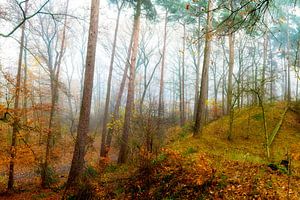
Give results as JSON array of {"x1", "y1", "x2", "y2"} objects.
[{"x1": 0, "y1": 0, "x2": 299, "y2": 196}]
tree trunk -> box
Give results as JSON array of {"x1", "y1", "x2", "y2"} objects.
[
  {"x1": 117, "y1": 0, "x2": 141, "y2": 164},
  {"x1": 194, "y1": 16, "x2": 201, "y2": 121},
  {"x1": 261, "y1": 32, "x2": 268, "y2": 101},
  {"x1": 7, "y1": 1, "x2": 28, "y2": 191},
  {"x1": 66, "y1": 0, "x2": 100, "y2": 187},
  {"x1": 222, "y1": 58, "x2": 226, "y2": 115},
  {"x1": 194, "y1": 0, "x2": 213, "y2": 136},
  {"x1": 270, "y1": 37, "x2": 274, "y2": 102},
  {"x1": 42, "y1": 0, "x2": 69, "y2": 187},
  {"x1": 23, "y1": 37, "x2": 29, "y2": 142},
  {"x1": 158, "y1": 10, "x2": 168, "y2": 137},
  {"x1": 227, "y1": 32, "x2": 234, "y2": 140},
  {"x1": 180, "y1": 23, "x2": 186, "y2": 127},
  {"x1": 100, "y1": 7, "x2": 122, "y2": 158},
  {"x1": 105, "y1": 22, "x2": 135, "y2": 156},
  {"x1": 287, "y1": 16, "x2": 291, "y2": 103}
]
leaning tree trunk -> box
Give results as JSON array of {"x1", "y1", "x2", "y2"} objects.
[
  {"x1": 118, "y1": 0, "x2": 141, "y2": 164},
  {"x1": 100, "y1": 6, "x2": 122, "y2": 158},
  {"x1": 66, "y1": 0, "x2": 100, "y2": 188},
  {"x1": 7, "y1": 1, "x2": 28, "y2": 191},
  {"x1": 104, "y1": 23, "x2": 134, "y2": 157},
  {"x1": 194, "y1": 0, "x2": 213, "y2": 136}
]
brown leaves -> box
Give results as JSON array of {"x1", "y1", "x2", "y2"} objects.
[{"x1": 120, "y1": 149, "x2": 215, "y2": 199}]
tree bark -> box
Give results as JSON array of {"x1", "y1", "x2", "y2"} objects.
[
  {"x1": 66, "y1": 0, "x2": 100, "y2": 187},
  {"x1": 158, "y1": 10, "x2": 168, "y2": 137},
  {"x1": 287, "y1": 16, "x2": 291, "y2": 103},
  {"x1": 104, "y1": 22, "x2": 135, "y2": 156},
  {"x1": 180, "y1": 23, "x2": 186, "y2": 127},
  {"x1": 261, "y1": 32, "x2": 268, "y2": 101},
  {"x1": 194, "y1": 0, "x2": 213, "y2": 136},
  {"x1": 7, "y1": 1, "x2": 28, "y2": 191},
  {"x1": 227, "y1": 32, "x2": 234, "y2": 140},
  {"x1": 100, "y1": 5, "x2": 122, "y2": 158},
  {"x1": 194, "y1": 16, "x2": 201, "y2": 121},
  {"x1": 117, "y1": 0, "x2": 141, "y2": 164},
  {"x1": 42, "y1": 0, "x2": 69, "y2": 187}
]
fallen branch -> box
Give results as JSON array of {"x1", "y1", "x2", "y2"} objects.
[{"x1": 268, "y1": 106, "x2": 289, "y2": 146}]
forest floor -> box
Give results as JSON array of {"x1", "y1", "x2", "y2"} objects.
[{"x1": 0, "y1": 102, "x2": 300, "y2": 199}]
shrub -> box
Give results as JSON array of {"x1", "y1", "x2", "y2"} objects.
[{"x1": 36, "y1": 163, "x2": 58, "y2": 187}]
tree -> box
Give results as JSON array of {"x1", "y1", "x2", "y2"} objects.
[
  {"x1": 104, "y1": 25, "x2": 134, "y2": 157},
  {"x1": 226, "y1": 0, "x2": 235, "y2": 140},
  {"x1": 7, "y1": 0, "x2": 28, "y2": 191},
  {"x1": 35, "y1": 0, "x2": 70, "y2": 187},
  {"x1": 66, "y1": 0, "x2": 100, "y2": 187},
  {"x1": 100, "y1": 0, "x2": 125, "y2": 158},
  {"x1": 194, "y1": 0, "x2": 213, "y2": 136},
  {"x1": 0, "y1": 0, "x2": 50, "y2": 37},
  {"x1": 157, "y1": 10, "x2": 168, "y2": 137},
  {"x1": 117, "y1": 0, "x2": 142, "y2": 164},
  {"x1": 117, "y1": 0, "x2": 156, "y2": 164}
]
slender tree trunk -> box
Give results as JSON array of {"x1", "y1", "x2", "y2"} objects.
[
  {"x1": 180, "y1": 23, "x2": 186, "y2": 126},
  {"x1": 254, "y1": 52, "x2": 258, "y2": 105},
  {"x1": 23, "y1": 37, "x2": 29, "y2": 142},
  {"x1": 287, "y1": 16, "x2": 291, "y2": 103},
  {"x1": 270, "y1": 38, "x2": 274, "y2": 102},
  {"x1": 222, "y1": 58, "x2": 226, "y2": 115},
  {"x1": 118, "y1": 0, "x2": 141, "y2": 164},
  {"x1": 227, "y1": 33, "x2": 234, "y2": 113},
  {"x1": 139, "y1": 59, "x2": 161, "y2": 115},
  {"x1": 66, "y1": 0, "x2": 100, "y2": 187},
  {"x1": 158, "y1": 10, "x2": 168, "y2": 137},
  {"x1": 105, "y1": 23, "x2": 134, "y2": 155},
  {"x1": 194, "y1": 0, "x2": 213, "y2": 136},
  {"x1": 227, "y1": 31, "x2": 234, "y2": 140},
  {"x1": 42, "y1": 0, "x2": 69, "y2": 187},
  {"x1": 100, "y1": 7, "x2": 122, "y2": 158},
  {"x1": 261, "y1": 32, "x2": 268, "y2": 101},
  {"x1": 194, "y1": 16, "x2": 201, "y2": 121},
  {"x1": 296, "y1": 41, "x2": 300, "y2": 101},
  {"x1": 7, "y1": 1, "x2": 28, "y2": 191}
]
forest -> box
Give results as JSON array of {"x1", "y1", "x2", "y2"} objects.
[{"x1": 0, "y1": 0, "x2": 300, "y2": 199}]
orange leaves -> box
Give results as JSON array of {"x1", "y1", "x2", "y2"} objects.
[{"x1": 121, "y1": 149, "x2": 215, "y2": 199}]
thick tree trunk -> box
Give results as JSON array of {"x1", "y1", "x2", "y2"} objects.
[
  {"x1": 117, "y1": 0, "x2": 141, "y2": 164},
  {"x1": 7, "y1": 1, "x2": 28, "y2": 191},
  {"x1": 100, "y1": 7, "x2": 121, "y2": 158},
  {"x1": 194, "y1": 0, "x2": 213, "y2": 136},
  {"x1": 66, "y1": 0, "x2": 100, "y2": 187}
]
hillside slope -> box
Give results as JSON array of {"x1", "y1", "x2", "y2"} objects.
[{"x1": 100, "y1": 103, "x2": 300, "y2": 199}]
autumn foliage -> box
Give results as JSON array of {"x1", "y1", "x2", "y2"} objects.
[{"x1": 101, "y1": 149, "x2": 215, "y2": 199}]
